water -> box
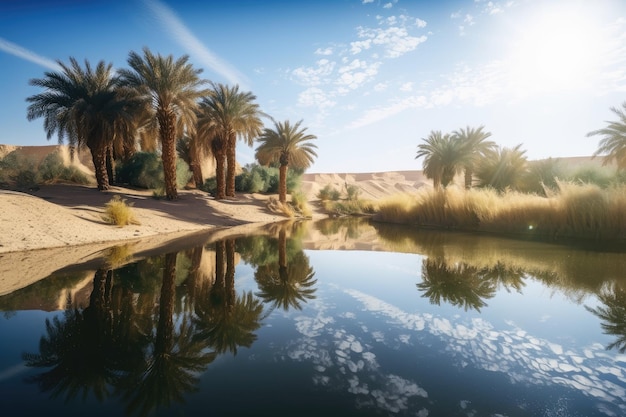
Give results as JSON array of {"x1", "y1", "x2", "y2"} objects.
[{"x1": 1, "y1": 219, "x2": 625, "y2": 417}]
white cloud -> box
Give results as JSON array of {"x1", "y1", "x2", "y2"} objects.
[
  {"x1": 351, "y1": 25, "x2": 427, "y2": 58},
  {"x1": 416, "y1": 18, "x2": 427, "y2": 28},
  {"x1": 315, "y1": 47, "x2": 334, "y2": 56},
  {"x1": 346, "y1": 95, "x2": 428, "y2": 129},
  {"x1": 143, "y1": 0, "x2": 248, "y2": 87},
  {"x1": 400, "y1": 82, "x2": 414, "y2": 92},
  {"x1": 374, "y1": 82, "x2": 388, "y2": 92},
  {"x1": 0, "y1": 38, "x2": 61, "y2": 71},
  {"x1": 292, "y1": 59, "x2": 336, "y2": 86},
  {"x1": 336, "y1": 59, "x2": 381, "y2": 89},
  {"x1": 362, "y1": 0, "x2": 374, "y2": 3},
  {"x1": 383, "y1": 3, "x2": 393, "y2": 9},
  {"x1": 297, "y1": 87, "x2": 337, "y2": 109}
]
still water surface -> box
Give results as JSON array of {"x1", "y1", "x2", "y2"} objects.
[{"x1": 1, "y1": 219, "x2": 625, "y2": 416}]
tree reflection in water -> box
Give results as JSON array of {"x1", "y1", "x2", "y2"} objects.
[
  {"x1": 417, "y1": 257, "x2": 525, "y2": 312},
  {"x1": 22, "y1": 268, "x2": 144, "y2": 404},
  {"x1": 587, "y1": 283, "x2": 626, "y2": 353},
  {"x1": 254, "y1": 228, "x2": 317, "y2": 311},
  {"x1": 193, "y1": 239, "x2": 266, "y2": 356}
]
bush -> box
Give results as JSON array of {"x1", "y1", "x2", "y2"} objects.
[
  {"x1": 39, "y1": 152, "x2": 90, "y2": 184},
  {"x1": 0, "y1": 151, "x2": 40, "y2": 189},
  {"x1": 317, "y1": 184, "x2": 341, "y2": 201},
  {"x1": 234, "y1": 163, "x2": 302, "y2": 194},
  {"x1": 102, "y1": 195, "x2": 139, "y2": 227},
  {"x1": 115, "y1": 152, "x2": 191, "y2": 190}
]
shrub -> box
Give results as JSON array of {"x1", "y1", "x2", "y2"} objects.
[
  {"x1": 102, "y1": 195, "x2": 139, "y2": 227},
  {"x1": 39, "y1": 152, "x2": 90, "y2": 184},
  {"x1": 345, "y1": 184, "x2": 361, "y2": 201},
  {"x1": 0, "y1": 151, "x2": 40, "y2": 189},
  {"x1": 290, "y1": 190, "x2": 312, "y2": 217},
  {"x1": 234, "y1": 163, "x2": 302, "y2": 194},
  {"x1": 115, "y1": 152, "x2": 191, "y2": 190},
  {"x1": 317, "y1": 184, "x2": 341, "y2": 201}
]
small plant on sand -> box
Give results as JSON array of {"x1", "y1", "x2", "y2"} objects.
[
  {"x1": 102, "y1": 195, "x2": 140, "y2": 227},
  {"x1": 291, "y1": 190, "x2": 312, "y2": 217}
]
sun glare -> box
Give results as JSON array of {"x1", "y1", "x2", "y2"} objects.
[{"x1": 507, "y1": 4, "x2": 607, "y2": 96}]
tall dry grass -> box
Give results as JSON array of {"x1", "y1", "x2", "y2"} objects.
[{"x1": 375, "y1": 182, "x2": 626, "y2": 240}]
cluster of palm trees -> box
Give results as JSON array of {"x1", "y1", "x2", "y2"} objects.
[
  {"x1": 416, "y1": 125, "x2": 519, "y2": 190},
  {"x1": 418, "y1": 104, "x2": 626, "y2": 193},
  {"x1": 26, "y1": 47, "x2": 317, "y2": 201}
]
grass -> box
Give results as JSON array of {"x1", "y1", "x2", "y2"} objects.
[
  {"x1": 102, "y1": 195, "x2": 140, "y2": 227},
  {"x1": 374, "y1": 182, "x2": 626, "y2": 241}
]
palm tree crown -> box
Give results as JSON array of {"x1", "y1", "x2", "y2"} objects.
[
  {"x1": 416, "y1": 130, "x2": 465, "y2": 189},
  {"x1": 118, "y1": 47, "x2": 207, "y2": 200},
  {"x1": 27, "y1": 58, "x2": 138, "y2": 190},
  {"x1": 255, "y1": 119, "x2": 318, "y2": 203},
  {"x1": 587, "y1": 102, "x2": 626, "y2": 171}
]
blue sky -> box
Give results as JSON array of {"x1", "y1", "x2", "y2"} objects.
[{"x1": 1, "y1": 0, "x2": 626, "y2": 173}]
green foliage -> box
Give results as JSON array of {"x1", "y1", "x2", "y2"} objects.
[
  {"x1": 0, "y1": 151, "x2": 40, "y2": 188},
  {"x1": 115, "y1": 151, "x2": 191, "y2": 190},
  {"x1": 0, "y1": 150, "x2": 90, "y2": 189},
  {"x1": 39, "y1": 152, "x2": 90, "y2": 184},
  {"x1": 102, "y1": 195, "x2": 139, "y2": 227},
  {"x1": 566, "y1": 165, "x2": 614, "y2": 188},
  {"x1": 345, "y1": 183, "x2": 361, "y2": 201},
  {"x1": 234, "y1": 164, "x2": 301, "y2": 194},
  {"x1": 317, "y1": 184, "x2": 341, "y2": 201}
]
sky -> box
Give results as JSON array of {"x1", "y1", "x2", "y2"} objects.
[{"x1": 1, "y1": 0, "x2": 626, "y2": 173}]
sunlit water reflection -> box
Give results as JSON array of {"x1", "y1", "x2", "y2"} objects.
[{"x1": 1, "y1": 219, "x2": 625, "y2": 416}]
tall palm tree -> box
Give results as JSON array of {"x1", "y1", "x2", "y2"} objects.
[
  {"x1": 26, "y1": 58, "x2": 139, "y2": 190},
  {"x1": 415, "y1": 130, "x2": 465, "y2": 189},
  {"x1": 587, "y1": 102, "x2": 626, "y2": 171},
  {"x1": 197, "y1": 83, "x2": 264, "y2": 199},
  {"x1": 255, "y1": 119, "x2": 318, "y2": 203},
  {"x1": 118, "y1": 47, "x2": 207, "y2": 200},
  {"x1": 451, "y1": 125, "x2": 496, "y2": 189},
  {"x1": 475, "y1": 144, "x2": 528, "y2": 192}
]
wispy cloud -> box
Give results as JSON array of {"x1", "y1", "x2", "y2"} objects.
[
  {"x1": 142, "y1": 0, "x2": 248, "y2": 88},
  {"x1": 0, "y1": 37, "x2": 61, "y2": 71}
]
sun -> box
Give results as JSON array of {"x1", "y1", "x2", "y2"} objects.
[{"x1": 506, "y1": 3, "x2": 607, "y2": 96}]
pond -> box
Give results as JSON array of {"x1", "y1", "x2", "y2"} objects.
[{"x1": 1, "y1": 219, "x2": 625, "y2": 417}]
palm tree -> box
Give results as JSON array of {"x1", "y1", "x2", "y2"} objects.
[
  {"x1": 475, "y1": 144, "x2": 528, "y2": 192},
  {"x1": 587, "y1": 102, "x2": 626, "y2": 171},
  {"x1": 451, "y1": 125, "x2": 496, "y2": 189},
  {"x1": 415, "y1": 130, "x2": 465, "y2": 189},
  {"x1": 118, "y1": 47, "x2": 207, "y2": 200},
  {"x1": 197, "y1": 83, "x2": 264, "y2": 199},
  {"x1": 255, "y1": 119, "x2": 318, "y2": 203},
  {"x1": 26, "y1": 58, "x2": 139, "y2": 190}
]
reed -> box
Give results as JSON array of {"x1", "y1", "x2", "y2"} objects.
[{"x1": 375, "y1": 182, "x2": 626, "y2": 240}]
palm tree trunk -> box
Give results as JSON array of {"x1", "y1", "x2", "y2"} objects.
[
  {"x1": 464, "y1": 168, "x2": 473, "y2": 189},
  {"x1": 90, "y1": 145, "x2": 110, "y2": 191},
  {"x1": 279, "y1": 163, "x2": 288, "y2": 203},
  {"x1": 215, "y1": 151, "x2": 226, "y2": 200},
  {"x1": 156, "y1": 252, "x2": 177, "y2": 355},
  {"x1": 158, "y1": 109, "x2": 178, "y2": 200},
  {"x1": 189, "y1": 144, "x2": 204, "y2": 188},
  {"x1": 106, "y1": 144, "x2": 115, "y2": 185},
  {"x1": 226, "y1": 132, "x2": 236, "y2": 197},
  {"x1": 225, "y1": 239, "x2": 236, "y2": 312}
]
